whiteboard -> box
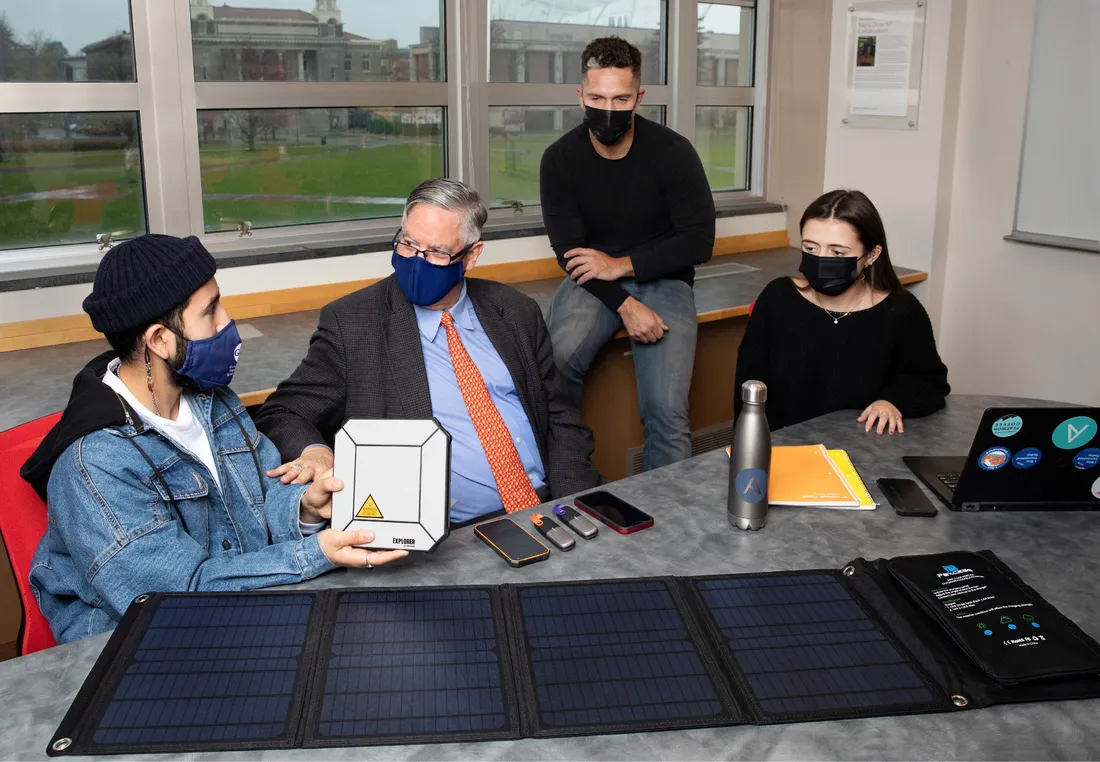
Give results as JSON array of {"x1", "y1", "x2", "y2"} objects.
[{"x1": 1013, "y1": 0, "x2": 1100, "y2": 247}]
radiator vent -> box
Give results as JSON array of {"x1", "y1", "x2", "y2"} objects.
[{"x1": 625, "y1": 419, "x2": 734, "y2": 477}]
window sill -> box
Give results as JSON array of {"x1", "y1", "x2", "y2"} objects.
[{"x1": 0, "y1": 201, "x2": 785, "y2": 293}]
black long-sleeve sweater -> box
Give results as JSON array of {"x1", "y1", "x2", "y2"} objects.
[
  {"x1": 539, "y1": 115, "x2": 716, "y2": 312},
  {"x1": 734, "y1": 277, "x2": 951, "y2": 430}
]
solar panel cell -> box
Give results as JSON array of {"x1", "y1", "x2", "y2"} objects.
[
  {"x1": 516, "y1": 580, "x2": 734, "y2": 732},
  {"x1": 695, "y1": 574, "x2": 938, "y2": 719},
  {"x1": 314, "y1": 589, "x2": 511, "y2": 739},
  {"x1": 88, "y1": 595, "x2": 313, "y2": 748}
]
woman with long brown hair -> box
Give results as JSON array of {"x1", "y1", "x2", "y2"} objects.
[{"x1": 734, "y1": 190, "x2": 949, "y2": 433}]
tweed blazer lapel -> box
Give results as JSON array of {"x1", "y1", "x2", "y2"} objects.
[{"x1": 381, "y1": 278, "x2": 433, "y2": 419}]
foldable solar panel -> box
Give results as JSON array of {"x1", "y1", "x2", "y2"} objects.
[
  {"x1": 506, "y1": 578, "x2": 743, "y2": 737},
  {"x1": 302, "y1": 587, "x2": 521, "y2": 747},
  {"x1": 49, "y1": 592, "x2": 322, "y2": 756},
  {"x1": 689, "y1": 571, "x2": 949, "y2": 723},
  {"x1": 48, "y1": 552, "x2": 1100, "y2": 756}
]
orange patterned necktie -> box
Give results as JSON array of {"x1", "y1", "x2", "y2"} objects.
[{"x1": 441, "y1": 311, "x2": 540, "y2": 513}]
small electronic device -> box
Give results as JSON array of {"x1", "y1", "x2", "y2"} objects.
[
  {"x1": 877, "y1": 478, "x2": 939, "y2": 518},
  {"x1": 530, "y1": 513, "x2": 576, "y2": 551},
  {"x1": 553, "y1": 504, "x2": 598, "y2": 539},
  {"x1": 574, "y1": 491, "x2": 654, "y2": 534},
  {"x1": 474, "y1": 517, "x2": 550, "y2": 567}
]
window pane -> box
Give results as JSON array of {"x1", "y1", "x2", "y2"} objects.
[
  {"x1": 198, "y1": 107, "x2": 444, "y2": 232},
  {"x1": 489, "y1": 106, "x2": 664, "y2": 207},
  {"x1": 489, "y1": 1, "x2": 665, "y2": 85},
  {"x1": 0, "y1": 113, "x2": 146, "y2": 251},
  {"x1": 695, "y1": 106, "x2": 750, "y2": 191},
  {"x1": 697, "y1": 3, "x2": 754, "y2": 87},
  {"x1": 0, "y1": 0, "x2": 134, "y2": 82},
  {"x1": 189, "y1": 0, "x2": 443, "y2": 82}
]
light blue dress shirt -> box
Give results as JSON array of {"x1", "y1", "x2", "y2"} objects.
[{"x1": 413, "y1": 284, "x2": 547, "y2": 523}]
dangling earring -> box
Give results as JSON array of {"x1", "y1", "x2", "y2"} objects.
[{"x1": 145, "y1": 346, "x2": 162, "y2": 417}]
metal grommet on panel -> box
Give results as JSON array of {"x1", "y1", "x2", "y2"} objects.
[
  {"x1": 842, "y1": 566, "x2": 855, "y2": 577},
  {"x1": 951, "y1": 694, "x2": 969, "y2": 708},
  {"x1": 52, "y1": 738, "x2": 73, "y2": 752},
  {"x1": 134, "y1": 594, "x2": 149, "y2": 604}
]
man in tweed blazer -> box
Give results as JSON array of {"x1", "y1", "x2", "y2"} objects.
[{"x1": 255, "y1": 179, "x2": 601, "y2": 525}]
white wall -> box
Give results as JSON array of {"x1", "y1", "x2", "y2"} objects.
[
  {"x1": 935, "y1": 0, "x2": 1100, "y2": 406},
  {"x1": 0, "y1": 212, "x2": 786, "y2": 324},
  {"x1": 821, "y1": 0, "x2": 1100, "y2": 406},
  {"x1": 823, "y1": 0, "x2": 956, "y2": 277}
]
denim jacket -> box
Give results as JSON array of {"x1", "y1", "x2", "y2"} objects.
[{"x1": 29, "y1": 386, "x2": 335, "y2": 644}]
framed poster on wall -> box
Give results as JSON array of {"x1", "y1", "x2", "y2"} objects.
[{"x1": 842, "y1": 0, "x2": 928, "y2": 130}]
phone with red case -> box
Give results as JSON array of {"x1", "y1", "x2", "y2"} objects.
[{"x1": 574, "y1": 491, "x2": 654, "y2": 534}]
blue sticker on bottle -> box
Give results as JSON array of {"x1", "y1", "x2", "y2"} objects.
[
  {"x1": 734, "y1": 468, "x2": 769, "y2": 504},
  {"x1": 1052, "y1": 416, "x2": 1097, "y2": 450},
  {"x1": 1073, "y1": 448, "x2": 1100, "y2": 470},
  {"x1": 1012, "y1": 448, "x2": 1042, "y2": 470},
  {"x1": 992, "y1": 414, "x2": 1023, "y2": 438},
  {"x1": 978, "y1": 447, "x2": 1011, "y2": 471}
]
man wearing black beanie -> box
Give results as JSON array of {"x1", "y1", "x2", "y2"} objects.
[{"x1": 21, "y1": 234, "x2": 405, "y2": 645}]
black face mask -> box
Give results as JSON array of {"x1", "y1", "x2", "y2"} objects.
[
  {"x1": 799, "y1": 251, "x2": 865, "y2": 296},
  {"x1": 583, "y1": 105, "x2": 634, "y2": 146}
]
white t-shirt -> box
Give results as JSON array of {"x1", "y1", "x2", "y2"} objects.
[{"x1": 103, "y1": 359, "x2": 221, "y2": 492}]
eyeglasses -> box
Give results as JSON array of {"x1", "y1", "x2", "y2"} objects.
[{"x1": 392, "y1": 230, "x2": 477, "y2": 266}]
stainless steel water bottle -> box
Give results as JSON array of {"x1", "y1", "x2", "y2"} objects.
[{"x1": 727, "y1": 380, "x2": 771, "y2": 530}]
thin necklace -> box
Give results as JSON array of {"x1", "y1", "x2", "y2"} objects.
[{"x1": 816, "y1": 283, "x2": 868, "y2": 325}]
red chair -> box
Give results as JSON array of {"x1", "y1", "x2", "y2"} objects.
[
  {"x1": 0, "y1": 412, "x2": 61, "y2": 655},
  {"x1": 749, "y1": 300, "x2": 757, "y2": 316}
]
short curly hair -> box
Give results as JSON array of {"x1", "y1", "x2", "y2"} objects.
[{"x1": 580, "y1": 37, "x2": 642, "y2": 82}]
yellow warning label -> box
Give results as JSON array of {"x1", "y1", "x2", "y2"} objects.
[{"x1": 355, "y1": 494, "x2": 383, "y2": 519}]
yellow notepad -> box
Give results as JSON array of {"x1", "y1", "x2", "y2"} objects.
[{"x1": 826, "y1": 449, "x2": 877, "y2": 510}]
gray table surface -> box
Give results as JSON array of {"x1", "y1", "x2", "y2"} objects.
[{"x1": 3, "y1": 394, "x2": 1096, "y2": 761}]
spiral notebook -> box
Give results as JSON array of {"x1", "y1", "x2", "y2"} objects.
[{"x1": 724, "y1": 445, "x2": 875, "y2": 509}]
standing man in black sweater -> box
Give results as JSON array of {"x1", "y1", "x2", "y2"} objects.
[{"x1": 540, "y1": 37, "x2": 715, "y2": 471}]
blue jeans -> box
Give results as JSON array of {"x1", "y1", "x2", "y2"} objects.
[{"x1": 547, "y1": 276, "x2": 697, "y2": 471}]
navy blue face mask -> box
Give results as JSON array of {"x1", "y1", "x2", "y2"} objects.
[
  {"x1": 392, "y1": 250, "x2": 466, "y2": 306},
  {"x1": 171, "y1": 321, "x2": 242, "y2": 390}
]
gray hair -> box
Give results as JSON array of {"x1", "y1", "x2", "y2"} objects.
[{"x1": 402, "y1": 178, "x2": 488, "y2": 249}]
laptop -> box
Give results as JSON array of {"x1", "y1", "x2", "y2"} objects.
[{"x1": 905, "y1": 407, "x2": 1100, "y2": 511}]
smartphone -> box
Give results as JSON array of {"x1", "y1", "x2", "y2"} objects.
[
  {"x1": 877, "y1": 478, "x2": 939, "y2": 518},
  {"x1": 574, "y1": 491, "x2": 654, "y2": 534},
  {"x1": 474, "y1": 518, "x2": 551, "y2": 567}
]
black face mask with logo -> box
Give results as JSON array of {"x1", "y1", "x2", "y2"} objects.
[
  {"x1": 583, "y1": 106, "x2": 634, "y2": 146},
  {"x1": 799, "y1": 251, "x2": 866, "y2": 297}
]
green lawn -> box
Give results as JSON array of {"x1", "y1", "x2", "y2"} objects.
[
  {"x1": 0, "y1": 149, "x2": 145, "y2": 250},
  {"x1": 695, "y1": 123, "x2": 749, "y2": 191},
  {"x1": 489, "y1": 132, "x2": 560, "y2": 205},
  {"x1": 199, "y1": 140, "x2": 442, "y2": 231},
  {"x1": 0, "y1": 122, "x2": 747, "y2": 252}
]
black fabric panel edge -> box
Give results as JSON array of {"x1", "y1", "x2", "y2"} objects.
[
  {"x1": 687, "y1": 568, "x2": 954, "y2": 726},
  {"x1": 505, "y1": 576, "x2": 743, "y2": 739},
  {"x1": 47, "y1": 592, "x2": 156, "y2": 756},
  {"x1": 852, "y1": 552, "x2": 1100, "y2": 709},
  {"x1": 298, "y1": 585, "x2": 523, "y2": 748},
  {"x1": 291, "y1": 590, "x2": 337, "y2": 746},
  {"x1": 52, "y1": 590, "x2": 319, "y2": 757}
]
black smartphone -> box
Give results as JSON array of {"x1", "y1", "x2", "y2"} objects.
[
  {"x1": 474, "y1": 518, "x2": 550, "y2": 567},
  {"x1": 877, "y1": 478, "x2": 939, "y2": 517},
  {"x1": 574, "y1": 491, "x2": 654, "y2": 534}
]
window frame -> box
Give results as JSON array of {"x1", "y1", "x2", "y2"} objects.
[{"x1": 0, "y1": 0, "x2": 769, "y2": 270}]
